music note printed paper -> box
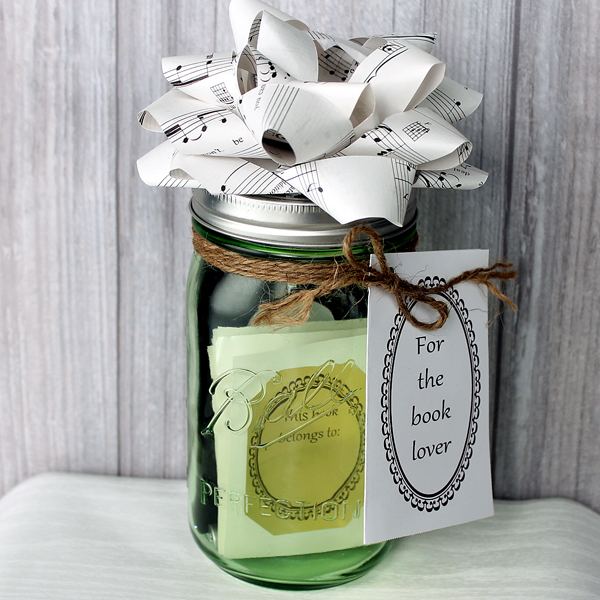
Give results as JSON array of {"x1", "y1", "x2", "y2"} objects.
[{"x1": 138, "y1": 0, "x2": 488, "y2": 226}]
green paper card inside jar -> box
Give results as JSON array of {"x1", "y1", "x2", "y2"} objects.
[{"x1": 206, "y1": 322, "x2": 367, "y2": 559}]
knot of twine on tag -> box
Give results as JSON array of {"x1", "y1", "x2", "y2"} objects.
[{"x1": 192, "y1": 226, "x2": 517, "y2": 330}]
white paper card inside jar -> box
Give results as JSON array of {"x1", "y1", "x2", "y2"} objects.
[{"x1": 364, "y1": 249, "x2": 494, "y2": 544}]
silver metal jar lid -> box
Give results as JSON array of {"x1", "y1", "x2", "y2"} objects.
[{"x1": 190, "y1": 189, "x2": 417, "y2": 249}]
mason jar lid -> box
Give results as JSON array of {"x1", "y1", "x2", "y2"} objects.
[{"x1": 190, "y1": 189, "x2": 417, "y2": 249}]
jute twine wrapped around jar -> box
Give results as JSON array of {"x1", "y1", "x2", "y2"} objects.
[{"x1": 192, "y1": 225, "x2": 517, "y2": 330}]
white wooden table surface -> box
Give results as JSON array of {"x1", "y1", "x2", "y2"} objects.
[{"x1": 0, "y1": 473, "x2": 598, "y2": 599}]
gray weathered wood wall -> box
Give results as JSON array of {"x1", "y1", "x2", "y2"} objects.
[{"x1": 2, "y1": 0, "x2": 599, "y2": 512}]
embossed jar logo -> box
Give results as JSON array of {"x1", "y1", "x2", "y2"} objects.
[{"x1": 246, "y1": 360, "x2": 366, "y2": 535}]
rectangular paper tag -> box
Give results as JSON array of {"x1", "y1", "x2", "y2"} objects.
[{"x1": 364, "y1": 249, "x2": 494, "y2": 544}]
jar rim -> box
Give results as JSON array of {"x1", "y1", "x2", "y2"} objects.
[{"x1": 189, "y1": 189, "x2": 417, "y2": 250}]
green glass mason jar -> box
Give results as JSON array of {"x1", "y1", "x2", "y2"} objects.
[{"x1": 186, "y1": 189, "x2": 417, "y2": 589}]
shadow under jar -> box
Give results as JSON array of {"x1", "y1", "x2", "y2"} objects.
[{"x1": 186, "y1": 190, "x2": 417, "y2": 589}]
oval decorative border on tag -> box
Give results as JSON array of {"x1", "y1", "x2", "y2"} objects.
[{"x1": 380, "y1": 276, "x2": 481, "y2": 512}]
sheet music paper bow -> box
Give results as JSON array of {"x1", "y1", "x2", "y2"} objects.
[{"x1": 138, "y1": 0, "x2": 488, "y2": 227}]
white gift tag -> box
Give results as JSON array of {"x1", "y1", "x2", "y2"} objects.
[{"x1": 364, "y1": 249, "x2": 494, "y2": 544}]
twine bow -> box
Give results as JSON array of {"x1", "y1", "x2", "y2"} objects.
[{"x1": 253, "y1": 225, "x2": 517, "y2": 329}]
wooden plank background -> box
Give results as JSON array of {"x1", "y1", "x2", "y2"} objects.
[{"x1": 1, "y1": 0, "x2": 599, "y2": 514}]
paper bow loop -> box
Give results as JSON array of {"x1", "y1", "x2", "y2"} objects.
[{"x1": 241, "y1": 81, "x2": 374, "y2": 165}]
